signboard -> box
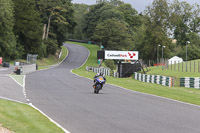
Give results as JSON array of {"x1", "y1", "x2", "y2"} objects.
[
  {"x1": 0, "y1": 57, "x2": 2, "y2": 65},
  {"x1": 105, "y1": 51, "x2": 139, "y2": 60}
]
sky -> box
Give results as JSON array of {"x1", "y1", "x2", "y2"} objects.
[{"x1": 72, "y1": 0, "x2": 199, "y2": 13}]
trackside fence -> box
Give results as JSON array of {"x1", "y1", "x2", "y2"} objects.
[
  {"x1": 180, "y1": 78, "x2": 200, "y2": 89},
  {"x1": 134, "y1": 72, "x2": 174, "y2": 87},
  {"x1": 86, "y1": 66, "x2": 110, "y2": 76}
]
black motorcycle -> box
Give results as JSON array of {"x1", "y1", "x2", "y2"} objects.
[{"x1": 93, "y1": 76, "x2": 105, "y2": 94}]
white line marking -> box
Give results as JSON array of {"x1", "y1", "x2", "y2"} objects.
[
  {"x1": 0, "y1": 96, "x2": 26, "y2": 104},
  {"x1": 0, "y1": 68, "x2": 8, "y2": 71},
  {"x1": 73, "y1": 45, "x2": 90, "y2": 70},
  {"x1": 37, "y1": 46, "x2": 69, "y2": 72},
  {"x1": 68, "y1": 44, "x2": 200, "y2": 109},
  {"x1": 9, "y1": 75, "x2": 24, "y2": 87},
  {"x1": 1, "y1": 46, "x2": 71, "y2": 133},
  {"x1": 70, "y1": 44, "x2": 90, "y2": 75},
  {"x1": 23, "y1": 75, "x2": 28, "y2": 100},
  {"x1": 29, "y1": 103, "x2": 70, "y2": 133},
  {"x1": 72, "y1": 71, "x2": 200, "y2": 108},
  {"x1": 25, "y1": 69, "x2": 70, "y2": 133},
  {"x1": 108, "y1": 83, "x2": 200, "y2": 108},
  {"x1": 0, "y1": 96, "x2": 70, "y2": 133}
]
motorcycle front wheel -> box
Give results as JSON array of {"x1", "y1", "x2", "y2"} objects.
[{"x1": 94, "y1": 84, "x2": 101, "y2": 94}]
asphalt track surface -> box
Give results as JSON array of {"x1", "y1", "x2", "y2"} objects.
[
  {"x1": 0, "y1": 69, "x2": 26, "y2": 103},
  {"x1": 26, "y1": 43, "x2": 200, "y2": 133}
]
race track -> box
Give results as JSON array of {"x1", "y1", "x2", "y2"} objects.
[{"x1": 26, "y1": 43, "x2": 200, "y2": 133}]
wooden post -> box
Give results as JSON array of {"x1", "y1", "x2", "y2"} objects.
[
  {"x1": 182, "y1": 62, "x2": 183, "y2": 72},
  {"x1": 167, "y1": 59, "x2": 169, "y2": 70},
  {"x1": 178, "y1": 61, "x2": 180, "y2": 71},
  {"x1": 190, "y1": 61, "x2": 191, "y2": 72},
  {"x1": 149, "y1": 60, "x2": 150, "y2": 67},
  {"x1": 174, "y1": 61, "x2": 176, "y2": 71},
  {"x1": 186, "y1": 61, "x2": 187, "y2": 72},
  {"x1": 194, "y1": 61, "x2": 195, "y2": 72},
  {"x1": 171, "y1": 61, "x2": 172, "y2": 70}
]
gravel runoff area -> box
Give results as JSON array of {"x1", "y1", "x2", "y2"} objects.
[{"x1": 0, "y1": 124, "x2": 13, "y2": 133}]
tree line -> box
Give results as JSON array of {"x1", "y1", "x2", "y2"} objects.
[
  {"x1": 0, "y1": 0, "x2": 75, "y2": 61},
  {"x1": 69, "y1": 0, "x2": 200, "y2": 62},
  {"x1": 1, "y1": 0, "x2": 199, "y2": 63}
]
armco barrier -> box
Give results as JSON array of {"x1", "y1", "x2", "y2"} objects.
[
  {"x1": 134, "y1": 72, "x2": 174, "y2": 87},
  {"x1": 180, "y1": 77, "x2": 200, "y2": 89},
  {"x1": 86, "y1": 66, "x2": 110, "y2": 76}
]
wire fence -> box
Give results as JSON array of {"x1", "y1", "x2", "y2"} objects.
[
  {"x1": 141, "y1": 59, "x2": 200, "y2": 73},
  {"x1": 163, "y1": 60, "x2": 200, "y2": 73},
  {"x1": 27, "y1": 54, "x2": 38, "y2": 64}
]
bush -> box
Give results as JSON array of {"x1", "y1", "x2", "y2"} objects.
[
  {"x1": 44, "y1": 39, "x2": 58, "y2": 56},
  {"x1": 104, "y1": 59, "x2": 116, "y2": 70}
]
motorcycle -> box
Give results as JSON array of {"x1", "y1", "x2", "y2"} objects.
[{"x1": 93, "y1": 76, "x2": 105, "y2": 94}]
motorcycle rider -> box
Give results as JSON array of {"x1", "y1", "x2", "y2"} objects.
[{"x1": 93, "y1": 72, "x2": 106, "y2": 88}]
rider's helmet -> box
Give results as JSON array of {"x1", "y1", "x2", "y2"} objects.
[
  {"x1": 99, "y1": 72, "x2": 104, "y2": 76},
  {"x1": 96, "y1": 73, "x2": 100, "y2": 76}
]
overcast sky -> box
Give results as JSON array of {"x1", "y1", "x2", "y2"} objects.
[{"x1": 72, "y1": 0, "x2": 199, "y2": 12}]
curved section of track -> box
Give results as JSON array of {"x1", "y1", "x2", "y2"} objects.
[{"x1": 26, "y1": 43, "x2": 200, "y2": 133}]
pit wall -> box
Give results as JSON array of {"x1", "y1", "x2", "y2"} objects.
[
  {"x1": 21, "y1": 64, "x2": 36, "y2": 74},
  {"x1": 10, "y1": 64, "x2": 36, "y2": 75}
]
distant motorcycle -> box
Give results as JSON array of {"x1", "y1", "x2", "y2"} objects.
[{"x1": 93, "y1": 76, "x2": 105, "y2": 94}]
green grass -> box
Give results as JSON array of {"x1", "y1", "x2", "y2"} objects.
[
  {"x1": 0, "y1": 46, "x2": 68, "y2": 132},
  {"x1": 0, "y1": 100, "x2": 63, "y2": 133},
  {"x1": 9, "y1": 75, "x2": 24, "y2": 86},
  {"x1": 37, "y1": 46, "x2": 68, "y2": 67},
  {"x1": 147, "y1": 60, "x2": 200, "y2": 78},
  {"x1": 68, "y1": 41, "x2": 200, "y2": 106},
  {"x1": 146, "y1": 60, "x2": 200, "y2": 87},
  {"x1": 8, "y1": 46, "x2": 68, "y2": 70}
]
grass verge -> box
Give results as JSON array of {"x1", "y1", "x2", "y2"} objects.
[
  {"x1": 68, "y1": 41, "x2": 200, "y2": 106},
  {"x1": 8, "y1": 46, "x2": 68, "y2": 70},
  {"x1": 146, "y1": 60, "x2": 200, "y2": 87},
  {"x1": 37, "y1": 46, "x2": 68, "y2": 70},
  {"x1": 0, "y1": 100, "x2": 63, "y2": 133},
  {"x1": 9, "y1": 75, "x2": 24, "y2": 87},
  {"x1": 0, "y1": 46, "x2": 68, "y2": 132},
  {"x1": 147, "y1": 60, "x2": 200, "y2": 78}
]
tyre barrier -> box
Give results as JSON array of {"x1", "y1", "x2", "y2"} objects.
[
  {"x1": 134, "y1": 72, "x2": 174, "y2": 87},
  {"x1": 86, "y1": 66, "x2": 110, "y2": 76},
  {"x1": 180, "y1": 77, "x2": 200, "y2": 89}
]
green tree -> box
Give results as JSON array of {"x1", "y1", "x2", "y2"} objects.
[
  {"x1": 68, "y1": 4, "x2": 89, "y2": 40},
  {"x1": 116, "y1": 3, "x2": 139, "y2": 29},
  {"x1": 134, "y1": 0, "x2": 172, "y2": 61},
  {"x1": 0, "y1": 0, "x2": 17, "y2": 60},
  {"x1": 92, "y1": 19, "x2": 133, "y2": 50},
  {"x1": 36, "y1": 0, "x2": 76, "y2": 48},
  {"x1": 190, "y1": 4, "x2": 200, "y2": 33},
  {"x1": 170, "y1": 0, "x2": 192, "y2": 46},
  {"x1": 13, "y1": 0, "x2": 43, "y2": 57},
  {"x1": 83, "y1": 3, "x2": 108, "y2": 39},
  {"x1": 110, "y1": 0, "x2": 124, "y2": 6},
  {"x1": 83, "y1": 3, "x2": 131, "y2": 39}
]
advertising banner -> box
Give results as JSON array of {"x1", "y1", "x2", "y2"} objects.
[
  {"x1": 105, "y1": 51, "x2": 139, "y2": 60},
  {"x1": 0, "y1": 57, "x2": 2, "y2": 65}
]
